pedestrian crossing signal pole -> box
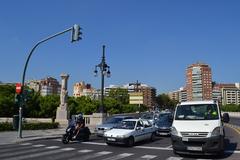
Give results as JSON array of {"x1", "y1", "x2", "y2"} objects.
[{"x1": 18, "y1": 24, "x2": 82, "y2": 138}]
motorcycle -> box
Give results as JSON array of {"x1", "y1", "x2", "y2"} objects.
[{"x1": 62, "y1": 121, "x2": 91, "y2": 144}]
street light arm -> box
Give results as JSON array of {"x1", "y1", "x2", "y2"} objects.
[
  {"x1": 18, "y1": 26, "x2": 75, "y2": 139},
  {"x1": 21, "y1": 27, "x2": 72, "y2": 89}
]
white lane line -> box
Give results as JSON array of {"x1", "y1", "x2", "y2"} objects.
[
  {"x1": 68, "y1": 151, "x2": 112, "y2": 160},
  {"x1": 225, "y1": 150, "x2": 240, "y2": 154},
  {"x1": 60, "y1": 147, "x2": 76, "y2": 151},
  {"x1": 53, "y1": 139, "x2": 62, "y2": 142},
  {"x1": 102, "y1": 153, "x2": 134, "y2": 160},
  {"x1": 134, "y1": 146, "x2": 173, "y2": 151},
  {"x1": 33, "y1": 144, "x2": 46, "y2": 147},
  {"x1": 166, "y1": 145, "x2": 172, "y2": 148},
  {"x1": 3, "y1": 147, "x2": 71, "y2": 160},
  {"x1": 0, "y1": 147, "x2": 46, "y2": 158},
  {"x1": 166, "y1": 157, "x2": 183, "y2": 160},
  {"x1": 78, "y1": 149, "x2": 94, "y2": 153},
  {"x1": 19, "y1": 142, "x2": 32, "y2": 146},
  {"x1": 45, "y1": 146, "x2": 60, "y2": 149},
  {"x1": 82, "y1": 141, "x2": 107, "y2": 146},
  {"x1": 139, "y1": 155, "x2": 157, "y2": 159}
]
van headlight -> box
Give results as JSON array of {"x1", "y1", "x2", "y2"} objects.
[
  {"x1": 211, "y1": 127, "x2": 223, "y2": 137},
  {"x1": 171, "y1": 127, "x2": 178, "y2": 136}
]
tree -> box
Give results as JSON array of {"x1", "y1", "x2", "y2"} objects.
[
  {"x1": 0, "y1": 85, "x2": 16, "y2": 117},
  {"x1": 156, "y1": 94, "x2": 177, "y2": 109},
  {"x1": 39, "y1": 95, "x2": 60, "y2": 118},
  {"x1": 108, "y1": 88, "x2": 129, "y2": 104}
]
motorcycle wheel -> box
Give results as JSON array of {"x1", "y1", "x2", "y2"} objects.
[{"x1": 62, "y1": 134, "x2": 69, "y2": 144}]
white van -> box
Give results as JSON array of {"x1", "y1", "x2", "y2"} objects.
[{"x1": 171, "y1": 100, "x2": 229, "y2": 155}]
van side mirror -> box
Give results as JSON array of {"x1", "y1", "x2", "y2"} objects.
[{"x1": 222, "y1": 113, "x2": 230, "y2": 123}]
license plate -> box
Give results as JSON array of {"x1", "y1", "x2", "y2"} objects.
[
  {"x1": 182, "y1": 137, "x2": 188, "y2": 141},
  {"x1": 107, "y1": 138, "x2": 116, "y2": 141},
  {"x1": 187, "y1": 146, "x2": 202, "y2": 151}
]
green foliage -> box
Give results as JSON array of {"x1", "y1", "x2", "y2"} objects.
[
  {"x1": 156, "y1": 94, "x2": 178, "y2": 109},
  {"x1": 0, "y1": 122, "x2": 59, "y2": 132},
  {"x1": 0, "y1": 122, "x2": 14, "y2": 131},
  {"x1": 0, "y1": 85, "x2": 16, "y2": 117},
  {"x1": 39, "y1": 95, "x2": 60, "y2": 118},
  {"x1": 108, "y1": 88, "x2": 129, "y2": 104},
  {"x1": 221, "y1": 104, "x2": 240, "y2": 112}
]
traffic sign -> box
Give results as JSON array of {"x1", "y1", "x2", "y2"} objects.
[{"x1": 16, "y1": 83, "x2": 22, "y2": 94}]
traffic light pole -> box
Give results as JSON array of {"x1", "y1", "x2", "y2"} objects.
[{"x1": 18, "y1": 26, "x2": 80, "y2": 138}]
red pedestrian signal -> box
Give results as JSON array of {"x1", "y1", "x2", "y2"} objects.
[{"x1": 16, "y1": 83, "x2": 22, "y2": 94}]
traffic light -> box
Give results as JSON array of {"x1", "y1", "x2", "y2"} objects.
[
  {"x1": 71, "y1": 24, "x2": 82, "y2": 42},
  {"x1": 15, "y1": 94, "x2": 21, "y2": 107}
]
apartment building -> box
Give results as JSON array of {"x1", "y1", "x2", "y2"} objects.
[{"x1": 186, "y1": 63, "x2": 212, "y2": 101}]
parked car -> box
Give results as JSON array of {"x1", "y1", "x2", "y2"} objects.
[
  {"x1": 95, "y1": 115, "x2": 133, "y2": 136},
  {"x1": 155, "y1": 112, "x2": 173, "y2": 136},
  {"x1": 103, "y1": 118, "x2": 156, "y2": 146}
]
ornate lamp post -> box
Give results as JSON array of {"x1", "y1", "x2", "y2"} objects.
[{"x1": 94, "y1": 45, "x2": 111, "y2": 113}]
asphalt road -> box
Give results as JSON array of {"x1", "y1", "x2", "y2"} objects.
[
  {"x1": 0, "y1": 126, "x2": 240, "y2": 160},
  {"x1": 229, "y1": 117, "x2": 240, "y2": 126}
]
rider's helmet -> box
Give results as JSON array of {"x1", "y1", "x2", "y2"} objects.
[{"x1": 76, "y1": 112, "x2": 83, "y2": 122}]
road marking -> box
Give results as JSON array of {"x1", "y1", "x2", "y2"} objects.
[
  {"x1": 0, "y1": 145, "x2": 34, "y2": 153},
  {"x1": 225, "y1": 150, "x2": 240, "y2": 154},
  {"x1": 54, "y1": 138, "x2": 62, "y2": 142},
  {"x1": 69, "y1": 151, "x2": 112, "y2": 160},
  {"x1": 102, "y1": 153, "x2": 134, "y2": 160},
  {"x1": 166, "y1": 145, "x2": 173, "y2": 148},
  {"x1": 225, "y1": 124, "x2": 240, "y2": 135},
  {"x1": 3, "y1": 147, "x2": 71, "y2": 160},
  {"x1": 138, "y1": 154, "x2": 157, "y2": 159},
  {"x1": 82, "y1": 141, "x2": 107, "y2": 145},
  {"x1": 78, "y1": 149, "x2": 94, "y2": 153},
  {"x1": 19, "y1": 142, "x2": 32, "y2": 145},
  {"x1": 0, "y1": 147, "x2": 48, "y2": 158},
  {"x1": 45, "y1": 146, "x2": 60, "y2": 149},
  {"x1": 134, "y1": 146, "x2": 173, "y2": 151},
  {"x1": 60, "y1": 147, "x2": 76, "y2": 151},
  {"x1": 166, "y1": 157, "x2": 183, "y2": 160},
  {"x1": 33, "y1": 144, "x2": 46, "y2": 147}
]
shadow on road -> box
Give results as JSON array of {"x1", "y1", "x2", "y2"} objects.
[{"x1": 177, "y1": 138, "x2": 238, "y2": 159}]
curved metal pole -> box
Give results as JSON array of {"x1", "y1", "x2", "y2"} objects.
[{"x1": 18, "y1": 27, "x2": 72, "y2": 138}]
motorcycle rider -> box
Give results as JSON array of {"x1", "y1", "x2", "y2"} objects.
[{"x1": 73, "y1": 113, "x2": 85, "y2": 139}]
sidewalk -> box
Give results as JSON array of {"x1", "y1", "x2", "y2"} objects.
[{"x1": 0, "y1": 125, "x2": 96, "y2": 145}]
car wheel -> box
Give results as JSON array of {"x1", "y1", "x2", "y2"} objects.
[
  {"x1": 106, "y1": 142, "x2": 113, "y2": 146},
  {"x1": 150, "y1": 132, "x2": 156, "y2": 142},
  {"x1": 173, "y1": 149, "x2": 177, "y2": 155},
  {"x1": 127, "y1": 137, "x2": 134, "y2": 147}
]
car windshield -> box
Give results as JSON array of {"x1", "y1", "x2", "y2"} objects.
[
  {"x1": 104, "y1": 117, "x2": 123, "y2": 124},
  {"x1": 158, "y1": 114, "x2": 170, "y2": 122},
  {"x1": 115, "y1": 121, "x2": 136, "y2": 130},
  {"x1": 141, "y1": 113, "x2": 153, "y2": 120},
  {"x1": 175, "y1": 104, "x2": 219, "y2": 120}
]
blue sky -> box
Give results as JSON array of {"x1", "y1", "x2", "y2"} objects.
[{"x1": 0, "y1": 0, "x2": 240, "y2": 95}]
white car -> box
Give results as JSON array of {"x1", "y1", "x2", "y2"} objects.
[{"x1": 103, "y1": 119, "x2": 156, "y2": 146}]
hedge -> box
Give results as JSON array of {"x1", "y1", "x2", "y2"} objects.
[
  {"x1": 221, "y1": 104, "x2": 240, "y2": 112},
  {"x1": 0, "y1": 122, "x2": 59, "y2": 132}
]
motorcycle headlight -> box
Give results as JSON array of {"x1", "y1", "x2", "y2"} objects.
[
  {"x1": 211, "y1": 127, "x2": 223, "y2": 137},
  {"x1": 170, "y1": 126, "x2": 178, "y2": 136}
]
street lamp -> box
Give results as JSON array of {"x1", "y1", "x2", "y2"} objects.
[
  {"x1": 94, "y1": 45, "x2": 111, "y2": 113},
  {"x1": 18, "y1": 24, "x2": 82, "y2": 138}
]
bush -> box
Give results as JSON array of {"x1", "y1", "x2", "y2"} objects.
[
  {"x1": 0, "y1": 122, "x2": 59, "y2": 132},
  {"x1": 221, "y1": 104, "x2": 240, "y2": 112}
]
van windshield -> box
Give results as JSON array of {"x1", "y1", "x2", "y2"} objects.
[{"x1": 175, "y1": 104, "x2": 219, "y2": 120}]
